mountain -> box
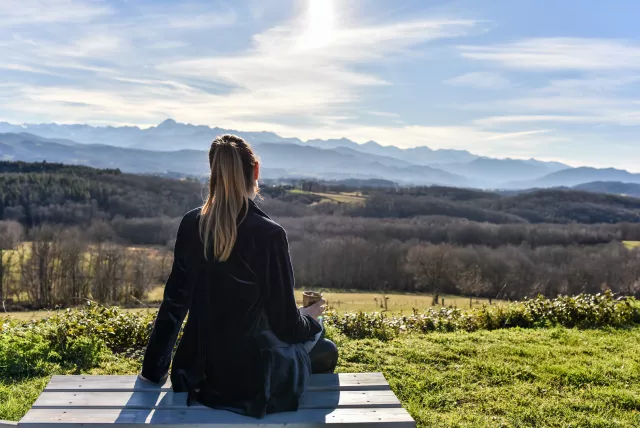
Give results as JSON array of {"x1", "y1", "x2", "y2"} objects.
[
  {"x1": 574, "y1": 181, "x2": 640, "y2": 198},
  {"x1": 12, "y1": 120, "x2": 640, "y2": 188},
  {"x1": 0, "y1": 119, "x2": 303, "y2": 150},
  {"x1": 507, "y1": 167, "x2": 640, "y2": 189},
  {"x1": 250, "y1": 143, "x2": 470, "y2": 186},
  {"x1": 307, "y1": 138, "x2": 479, "y2": 165},
  {"x1": 435, "y1": 158, "x2": 558, "y2": 187},
  {"x1": 0, "y1": 119, "x2": 560, "y2": 172},
  {"x1": 0, "y1": 133, "x2": 470, "y2": 186}
]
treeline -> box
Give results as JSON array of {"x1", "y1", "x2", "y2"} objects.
[
  {"x1": 0, "y1": 161, "x2": 202, "y2": 227},
  {"x1": 1, "y1": 161, "x2": 640, "y2": 308},
  {"x1": 352, "y1": 189, "x2": 640, "y2": 224},
  {"x1": 289, "y1": 239, "x2": 640, "y2": 301},
  {"x1": 278, "y1": 215, "x2": 640, "y2": 248},
  {"x1": 4, "y1": 221, "x2": 639, "y2": 307},
  {"x1": 0, "y1": 222, "x2": 171, "y2": 309},
  {"x1": 4, "y1": 161, "x2": 640, "y2": 228}
]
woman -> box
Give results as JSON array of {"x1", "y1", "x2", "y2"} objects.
[{"x1": 139, "y1": 135, "x2": 338, "y2": 418}]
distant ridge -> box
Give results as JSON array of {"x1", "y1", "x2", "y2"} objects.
[
  {"x1": 0, "y1": 119, "x2": 634, "y2": 189},
  {"x1": 507, "y1": 167, "x2": 640, "y2": 189}
]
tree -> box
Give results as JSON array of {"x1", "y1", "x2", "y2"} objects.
[
  {"x1": 406, "y1": 244, "x2": 460, "y2": 305},
  {"x1": 0, "y1": 221, "x2": 23, "y2": 304}
]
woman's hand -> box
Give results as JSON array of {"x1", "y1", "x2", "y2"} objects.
[{"x1": 300, "y1": 299, "x2": 326, "y2": 321}]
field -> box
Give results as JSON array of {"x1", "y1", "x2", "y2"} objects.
[
  {"x1": 289, "y1": 189, "x2": 367, "y2": 205},
  {"x1": 3, "y1": 290, "x2": 496, "y2": 321},
  {"x1": 624, "y1": 241, "x2": 640, "y2": 250},
  {"x1": 2, "y1": 325, "x2": 640, "y2": 427}
]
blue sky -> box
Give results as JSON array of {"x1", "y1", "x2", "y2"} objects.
[{"x1": 1, "y1": 0, "x2": 639, "y2": 171}]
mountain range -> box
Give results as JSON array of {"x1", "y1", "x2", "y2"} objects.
[{"x1": 0, "y1": 119, "x2": 637, "y2": 190}]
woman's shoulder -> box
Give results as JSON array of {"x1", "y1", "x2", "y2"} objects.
[{"x1": 244, "y1": 208, "x2": 286, "y2": 238}]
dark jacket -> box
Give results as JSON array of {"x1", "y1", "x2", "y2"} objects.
[{"x1": 141, "y1": 200, "x2": 322, "y2": 418}]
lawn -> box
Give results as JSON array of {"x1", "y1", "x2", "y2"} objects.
[
  {"x1": 2, "y1": 326, "x2": 639, "y2": 427},
  {"x1": 624, "y1": 241, "x2": 640, "y2": 250}
]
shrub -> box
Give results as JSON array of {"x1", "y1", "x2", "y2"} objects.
[
  {"x1": 0, "y1": 331, "x2": 61, "y2": 378},
  {"x1": 327, "y1": 292, "x2": 640, "y2": 340},
  {"x1": 41, "y1": 303, "x2": 156, "y2": 353}
]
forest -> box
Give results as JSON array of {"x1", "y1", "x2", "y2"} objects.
[{"x1": 1, "y1": 160, "x2": 640, "y2": 309}]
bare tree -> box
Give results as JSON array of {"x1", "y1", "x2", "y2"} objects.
[
  {"x1": 0, "y1": 221, "x2": 23, "y2": 303},
  {"x1": 406, "y1": 244, "x2": 460, "y2": 305}
]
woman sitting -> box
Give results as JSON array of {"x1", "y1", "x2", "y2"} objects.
[{"x1": 139, "y1": 134, "x2": 338, "y2": 418}]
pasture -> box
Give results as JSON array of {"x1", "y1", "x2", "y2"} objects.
[
  {"x1": 289, "y1": 189, "x2": 367, "y2": 204},
  {"x1": 4, "y1": 290, "x2": 497, "y2": 321},
  {"x1": 624, "y1": 241, "x2": 640, "y2": 250}
]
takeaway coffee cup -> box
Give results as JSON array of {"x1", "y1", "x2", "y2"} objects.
[{"x1": 303, "y1": 291, "x2": 323, "y2": 308}]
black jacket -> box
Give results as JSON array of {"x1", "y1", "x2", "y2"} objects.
[{"x1": 141, "y1": 200, "x2": 322, "y2": 418}]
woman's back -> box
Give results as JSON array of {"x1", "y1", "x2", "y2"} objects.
[{"x1": 140, "y1": 135, "x2": 329, "y2": 418}]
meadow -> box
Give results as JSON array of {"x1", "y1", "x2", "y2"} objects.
[
  {"x1": 624, "y1": 241, "x2": 640, "y2": 250},
  {"x1": 5, "y1": 290, "x2": 497, "y2": 321},
  {"x1": 288, "y1": 189, "x2": 367, "y2": 204}
]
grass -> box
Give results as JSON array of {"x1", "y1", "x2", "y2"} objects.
[
  {"x1": 289, "y1": 189, "x2": 367, "y2": 205},
  {"x1": 624, "y1": 241, "x2": 640, "y2": 250},
  {"x1": 3, "y1": 290, "x2": 495, "y2": 320},
  {"x1": 2, "y1": 326, "x2": 640, "y2": 426},
  {"x1": 128, "y1": 288, "x2": 498, "y2": 314},
  {"x1": 334, "y1": 326, "x2": 640, "y2": 427}
]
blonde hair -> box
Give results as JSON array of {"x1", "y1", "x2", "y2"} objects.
[{"x1": 200, "y1": 135, "x2": 258, "y2": 261}]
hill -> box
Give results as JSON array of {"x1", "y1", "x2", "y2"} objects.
[
  {"x1": 574, "y1": 181, "x2": 640, "y2": 197},
  {"x1": 436, "y1": 158, "x2": 557, "y2": 187},
  {"x1": 0, "y1": 120, "x2": 576, "y2": 186},
  {"x1": 0, "y1": 133, "x2": 470, "y2": 186},
  {"x1": 355, "y1": 187, "x2": 640, "y2": 224},
  {"x1": 507, "y1": 167, "x2": 640, "y2": 189},
  {"x1": 0, "y1": 160, "x2": 202, "y2": 228}
]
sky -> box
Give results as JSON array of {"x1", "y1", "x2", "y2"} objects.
[{"x1": 0, "y1": 0, "x2": 639, "y2": 171}]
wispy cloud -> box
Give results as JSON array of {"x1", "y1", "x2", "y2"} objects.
[
  {"x1": 0, "y1": 0, "x2": 111, "y2": 26},
  {"x1": 444, "y1": 71, "x2": 512, "y2": 89},
  {"x1": 459, "y1": 38, "x2": 640, "y2": 71},
  {"x1": 158, "y1": 18, "x2": 478, "y2": 120}
]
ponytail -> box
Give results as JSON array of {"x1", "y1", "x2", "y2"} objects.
[{"x1": 200, "y1": 135, "x2": 258, "y2": 261}]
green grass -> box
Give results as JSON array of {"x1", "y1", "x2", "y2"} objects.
[
  {"x1": 334, "y1": 326, "x2": 640, "y2": 427},
  {"x1": 2, "y1": 326, "x2": 640, "y2": 426},
  {"x1": 624, "y1": 241, "x2": 640, "y2": 250}
]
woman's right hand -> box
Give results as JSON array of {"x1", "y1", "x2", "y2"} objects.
[{"x1": 300, "y1": 299, "x2": 326, "y2": 321}]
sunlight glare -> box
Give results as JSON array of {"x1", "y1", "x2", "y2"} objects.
[{"x1": 299, "y1": 0, "x2": 335, "y2": 50}]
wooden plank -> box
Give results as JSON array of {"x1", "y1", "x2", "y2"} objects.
[
  {"x1": 44, "y1": 373, "x2": 390, "y2": 393},
  {"x1": 19, "y1": 408, "x2": 416, "y2": 427},
  {"x1": 32, "y1": 390, "x2": 401, "y2": 410}
]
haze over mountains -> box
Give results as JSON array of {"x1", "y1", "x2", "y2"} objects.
[{"x1": 0, "y1": 119, "x2": 638, "y2": 191}]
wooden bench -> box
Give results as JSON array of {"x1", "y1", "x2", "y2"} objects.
[{"x1": 19, "y1": 373, "x2": 416, "y2": 427}]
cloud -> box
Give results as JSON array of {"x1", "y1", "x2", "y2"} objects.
[
  {"x1": 368, "y1": 111, "x2": 401, "y2": 118},
  {"x1": 0, "y1": 0, "x2": 111, "y2": 26},
  {"x1": 158, "y1": 18, "x2": 477, "y2": 120},
  {"x1": 444, "y1": 71, "x2": 512, "y2": 89},
  {"x1": 166, "y1": 9, "x2": 237, "y2": 29},
  {"x1": 459, "y1": 38, "x2": 640, "y2": 71}
]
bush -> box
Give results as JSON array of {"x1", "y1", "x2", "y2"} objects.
[
  {"x1": 1, "y1": 293, "x2": 638, "y2": 376},
  {"x1": 326, "y1": 292, "x2": 640, "y2": 340},
  {"x1": 0, "y1": 331, "x2": 61, "y2": 378},
  {"x1": 41, "y1": 303, "x2": 156, "y2": 353},
  {"x1": 58, "y1": 336, "x2": 106, "y2": 370}
]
